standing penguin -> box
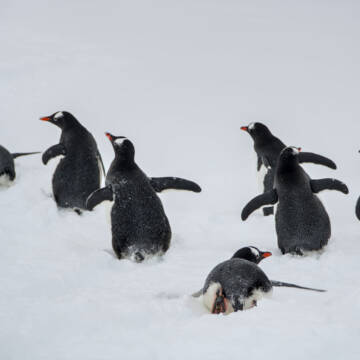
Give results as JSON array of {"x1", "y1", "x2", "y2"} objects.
[
  {"x1": 355, "y1": 151, "x2": 360, "y2": 221},
  {"x1": 242, "y1": 147, "x2": 349, "y2": 255},
  {"x1": 240, "y1": 122, "x2": 337, "y2": 216},
  {"x1": 195, "y1": 247, "x2": 325, "y2": 314},
  {"x1": 40, "y1": 111, "x2": 105, "y2": 211},
  {"x1": 86, "y1": 133, "x2": 201, "y2": 262},
  {"x1": 0, "y1": 145, "x2": 39, "y2": 185}
]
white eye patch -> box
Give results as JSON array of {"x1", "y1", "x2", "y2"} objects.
[
  {"x1": 54, "y1": 111, "x2": 64, "y2": 119},
  {"x1": 291, "y1": 147, "x2": 299, "y2": 155},
  {"x1": 249, "y1": 247, "x2": 260, "y2": 257},
  {"x1": 248, "y1": 122, "x2": 255, "y2": 130},
  {"x1": 114, "y1": 138, "x2": 127, "y2": 145}
]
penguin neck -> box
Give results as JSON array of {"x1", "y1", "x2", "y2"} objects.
[
  {"x1": 113, "y1": 151, "x2": 136, "y2": 170},
  {"x1": 277, "y1": 157, "x2": 299, "y2": 174},
  {"x1": 61, "y1": 119, "x2": 86, "y2": 133}
]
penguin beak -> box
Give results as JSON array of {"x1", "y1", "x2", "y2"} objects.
[
  {"x1": 298, "y1": 147, "x2": 302, "y2": 152},
  {"x1": 261, "y1": 252, "x2": 272, "y2": 259},
  {"x1": 40, "y1": 116, "x2": 51, "y2": 121},
  {"x1": 105, "y1": 132, "x2": 113, "y2": 141},
  {"x1": 240, "y1": 126, "x2": 248, "y2": 132}
]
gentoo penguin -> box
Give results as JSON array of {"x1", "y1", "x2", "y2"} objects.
[
  {"x1": 355, "y1": 151, "x2": 360, "y2": 220},
  {"x1": 196, "y1": 247, "x2": 325, "y2": 314},
  {"x1": 86, "y1": 132, "x2": 201, "y2": 262},
  {"x1": 241, "y1": 122, "x2": 337, "y2": 216},
  {"x1": 0, "y1": 145, "x2": 39, "y2": 185},
  {"x1": 40, "y1": 111, "x2": 105, "y2": 211},
  {"x1": 242, "y1": 147, "x2": 349, "y2": 255}
]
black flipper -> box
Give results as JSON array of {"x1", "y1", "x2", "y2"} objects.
[
  {"x1": 42, "y1": 144, "x2": 66, "y2": 165},
  {"x1": 298, "y1": 152, "x2": 337, "y2": 170},
  {"x1": 310, "y1": 179, "x2": 349, "y2": 194},
  {"x1": 149, "y1": 177, "x2": 201, "y2": 193},
  {"x1": 271, "y1": 280, "x2": 326, "y2": 292},
  {"x1": 12, "y1": 152, "x2": 41, "y2": 159},
  {"x1": 356, "y1": 197, "x2": 360, "y2": 221},
  {"x1": 241, "y1": 189, "x2": 278, "y2": 221},
  {"x1": 86, "y1": 186, "x2": 114, "y2": 211}
]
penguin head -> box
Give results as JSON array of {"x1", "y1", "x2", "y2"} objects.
[
  {"x1": 240, "y1": 122, "x2": 272, "y2": 140},
  {"x1": 105, "y1": 132, "x2": 135, "y2": 162},
  {"x1": 279, "y1": 146, "x2": 302, "y2": 164},
  {"x1": 231, "y1": 246, "x2": 272, "y2": 264},
  {"x1": 40, "y1": 111, "x2": 79, "y2": 130}
]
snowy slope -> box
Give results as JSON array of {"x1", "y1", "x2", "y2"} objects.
[{"x1": 1, "y1": 0, "x2": 360, "y2": 359}]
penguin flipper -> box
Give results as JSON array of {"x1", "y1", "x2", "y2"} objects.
[
  {"x1": 271, "y1": 280, "x2": 326, "y2": 292},
  {"x1": 12, "y1": 152, "x2": 41, "y2": 159},
  {"x1": 149, "y1": 177, "x2": 201, "y2": 193},
  {"x1": 310, "y1": 178, "x2": 349, "y2": 194},
  {"x1": 42, "y1": 144, "x2": 66, "y2": 165},
  {"x1": 86, "y1": 186, "x2": 114, "y2": 210},
  {"x1": 241, "y1": 189, "x2": 278, "y2": 221},
  {"x1": 356, "y1": 197, "x2": 360, "y2": 221},
  {"x1": 298, "y1": 152, "x2": 337, "y2": 169}
]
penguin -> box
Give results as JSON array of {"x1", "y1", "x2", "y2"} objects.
[
  {"x1": 86, "y1": 132, "x2": 201, "y2": 262},
  {"x1": 240, "y1": 122, "x2": 337, "y2": 216},
  {"x1": 355, "y1": 151, "x2": 360, "y2": 221},
  {"x1": 40, "y1": 111, "x2": 105, "y2": 211},
  {"x1": 195, "y1": 247, "x2": 325, "y2": 314},
  {"x1": 242, "y1": 147, "x2": 349, "y2": 255},
  {"x1": 0, "y1": 145, "x2": 39, "y2": 185}
]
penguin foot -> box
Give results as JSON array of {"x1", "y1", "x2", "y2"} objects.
[{"x1": 212, "y1": 289, "x2": 227, "y2": 314}]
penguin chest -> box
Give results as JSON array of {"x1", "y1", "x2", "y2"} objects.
[{"x1": 0, "y1": 173, "x2": 12, "y2": 187}]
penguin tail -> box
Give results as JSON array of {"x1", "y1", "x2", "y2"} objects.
[
  {"x1": 134, "y1": 252, "x2": 145, "y2": 263},
  {"x1": 271, "y1": 280, "x2": 326, "y2": 292},
  {"x1": 12, "y1": 152, "x2": 41, "y2": 159}
]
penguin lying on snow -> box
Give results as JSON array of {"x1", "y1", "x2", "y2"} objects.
[
  {"x1": 86, "y1": 133, "x2": 201, "y2": 262},
  {"x1": 0, "y1": 145, "x2": 39, "y2": 185},
  {"x1": 194, "y1": 246, "x2": 325, "y2": 314},
  {"x1": 241, "y1": 122, "x2": 337, "y2": 216},
  {"x1": 242, "y1": 147, "x2": 349, "y2": 255},
  {"x1": 40, "y1": 111, "x2": 105, "y2": 212}
]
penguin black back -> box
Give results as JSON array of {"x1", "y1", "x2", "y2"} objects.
[
  {"x1": 0, "y1": 144, "x2": 40, "y2": 184},
  {"x1": 242, "y1": 147, "x2": 348, "y2": 255},
  {"x1": 40, "y1": 111, "x2": 104, "y2": 211},
  {"x1": 241, "y1": 122, "x2": 337, "y2": 216}
]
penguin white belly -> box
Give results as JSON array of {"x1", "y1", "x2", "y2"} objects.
[
  {"x1": 0, "y1": 174, "x2": 12, "y2": 187},
  {"x1": 257, "y1": 164, "x2": 269, "y2": 193},
  {"x1": 243, "y1": 288, "x2": 272, "y2": 310},
  {"x1": 97, "y1": 157, "x2": 104, "y2": 185},
  {"x1": 103, "y1": 199, "x2": 114, "y2": 225}
]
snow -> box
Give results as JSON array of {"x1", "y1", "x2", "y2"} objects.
[{"x1": 1, "y1": 0, "x2": 360, "y2": 359}]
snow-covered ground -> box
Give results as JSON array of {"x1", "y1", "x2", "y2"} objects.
[{"x1": 1, "y1": 1, "x2": 360, "y2": 359}]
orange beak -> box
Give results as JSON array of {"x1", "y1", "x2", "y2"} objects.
[
  {"x1": 240, "y1": 126, "x2": 248, "y2": 131},
  {"x1": 262, "y1": 252, "x2": 272, "y2": 258},
  {"x1": 40, "y1": 117, "x2": 51, "y2": 121},
  {"x1": 105, "y1": 132, "x2": 113, "y2": 141}
]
